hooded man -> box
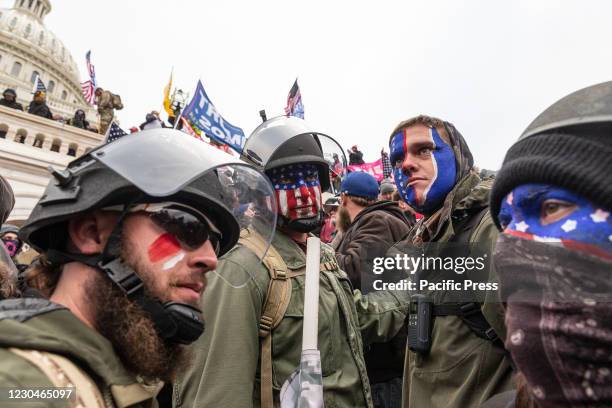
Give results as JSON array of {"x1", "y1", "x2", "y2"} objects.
[
  {"x1": 0, "y1": 88, "x2": 24, "y2": 111},
  {"x1": 484, "y1": 81, "x2": 612, "y2": 408},
  {"x1": 0, "y1": 129, "x2": 267, "y2": 405},
  {"x1": 175, "y1": 116, "x2": 408, "y2": 408},
  {"x1": 1, "y1": 224, "x2": 22, "y2": 260},
  {"x1": 388, "y1": 115, "x2": 513, "y2": 408},
  {"x1": 27, "y1": 91, "x2": 53, "y2": 120},
  {"x1": 68, "y1": 109, "x2": 90, "y2": 130}
]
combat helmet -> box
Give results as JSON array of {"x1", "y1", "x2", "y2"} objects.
[
  {"x1": 242, "y1": 116, "x2": 346, "y2": 231},
  {"x1": 491, "y1": 81, "x2": 612, "y2": 228},
  {"x1": 20, "y1": 128, "x2": 276, "y2": 344}
]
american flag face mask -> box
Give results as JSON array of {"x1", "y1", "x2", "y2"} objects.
[{"x1": 268, "y1": 164, "x2": 322, "y2": 221}]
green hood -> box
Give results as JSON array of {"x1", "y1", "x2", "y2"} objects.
[{"x1": 0, "y1": 298, "x2": 146, "y2": 387}]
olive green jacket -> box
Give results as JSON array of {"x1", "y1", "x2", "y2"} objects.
[
  {"x1": 0, "y1": 298, "x2": 160, "y2": 408},
  {"x1": 174, "y1": 229, "x2": 408, "y2": 408},
  {"x1": 400, "y1": 174, "x2": 514, "y2": 408}
]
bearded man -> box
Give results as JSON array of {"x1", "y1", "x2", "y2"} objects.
[{"x1": 0, "y1": 129, "x2": 266, "y2": 406}]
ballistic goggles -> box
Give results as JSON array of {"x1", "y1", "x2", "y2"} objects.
[{"x1": 104, "y1": 202, "x2": 222, "y2": 255}]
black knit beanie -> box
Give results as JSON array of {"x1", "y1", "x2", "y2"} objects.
[{"x1": 490, "y1": 126, "x2": 612, "y2": 230}]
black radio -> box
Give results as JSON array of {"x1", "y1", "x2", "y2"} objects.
[{"x1": 407, "y1": 294, "x2": 433, "y2": 355}]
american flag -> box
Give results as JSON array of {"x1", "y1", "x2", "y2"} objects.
[
  {"x1": 269, "y1": 164, "x2": 321, "y2": 220},
  {"x1": 32, "y1": 75, "x2": 46, "y2": 94},
  {"x1": 284, "y1": 79, "x2": 304, "y2": 119},
  {"x1": 81, "y1": 51, "x2": 97, "y2": 105},
  {"x1": 105, "y1": 122, "x2": 128, "y2": 144}
]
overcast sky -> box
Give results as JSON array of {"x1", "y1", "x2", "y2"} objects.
[{"x1": 4, "y1": 0, "x2": 611, "y2": 169}]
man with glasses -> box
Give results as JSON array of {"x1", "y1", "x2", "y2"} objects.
[{"x1": 0, "y1": 129, "x2": 275, "y2": 406}]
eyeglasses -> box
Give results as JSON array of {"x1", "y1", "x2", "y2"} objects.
[{"x1": 104, "y1": 202, "x2": 222, "y2": 255}]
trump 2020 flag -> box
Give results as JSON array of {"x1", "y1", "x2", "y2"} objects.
[
  {"x1": 285, "y1": 79, "x2": 304, "y2": 119},
  {"x1": 181, "y1": 81, "x2": 245, "y2": 153}
]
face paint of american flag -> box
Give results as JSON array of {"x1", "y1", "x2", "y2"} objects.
[
  {"x1": 269, "y1": 164, "x2": 322, "y2": 221},
  {"x1": 389, "y1": 126, "x2": 456, "y2": 214},
  {"x1": 499, "y1": 184, "x2": 612, "y2": 260}
]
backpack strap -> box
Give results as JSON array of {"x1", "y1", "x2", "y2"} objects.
[
  {"x1": 432, "y1": 303, "x2": 504, "y2": 348},
  {"x1": 442, "y1": 207, "x2": 506, "y2": 348},
  {"x1": 9, "y1": 347, "x2": 107, "y2": 408},
  {"x1": 239, "y1": 231, "x2": 304, "y2": 408}
]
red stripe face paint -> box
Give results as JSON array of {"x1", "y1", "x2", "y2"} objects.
[
  {"x1": 269, "y1": 164, "x2": 322, "y2": 221},
  {"x1": 148, "y1": 233, "x2": 182, "y2": 263}
]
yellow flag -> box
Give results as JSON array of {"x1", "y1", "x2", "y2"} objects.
[{"x1": 163, "y1": 71, "x2": 173, "y2": 117}]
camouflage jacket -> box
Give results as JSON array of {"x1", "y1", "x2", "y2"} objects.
[{"x1": 174, "y1": 229, "x2": 408, "y2": 408}]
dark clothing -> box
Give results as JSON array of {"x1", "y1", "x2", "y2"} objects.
[
  {"x1": 68, "y1": 117, "x2": 90, "y2": 130},
  {"x1": 0, "y1": 99, "x2": 23, "y2": 111},
  {"x1": 372, "y1": 377, "x2": 402, "y2": 408},
  {"x1": 349, "y1": 149, "x2": 365, "y2": 165},
  {"x1": 334, "y1": 201, "x2": 413, "y2": 392},
  {"x1": 27, "y1": 101, "x2": 53, "y2": 119},
  {"x1": 335, "y1": 201, "x2": 413, "y2": 290}
]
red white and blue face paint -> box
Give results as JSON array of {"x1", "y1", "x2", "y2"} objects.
[
  {"x1": 499, "y1": 183, "x2": 612, "y2": 259},
  {"x1": 390, "y1": 126, "x2": 456, "y2": 214},
  {"x1": 269, "y1": 164, "x2": 322, "y2": 221}
]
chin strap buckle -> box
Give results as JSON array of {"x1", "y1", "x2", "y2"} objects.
[{"x1": 97, "y1": 258, "x2": 143, "y2": 296}]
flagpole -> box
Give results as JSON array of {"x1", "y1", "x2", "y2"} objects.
[
  {"x1": 31, "y1": 74, "x2": 38, "y2": 94},
  {"x1": 173, "y1": 109, "x2": 182, "y2": 129},
  {"x1": 302, "y1": 237, "x2": 320, "y2": 351}
]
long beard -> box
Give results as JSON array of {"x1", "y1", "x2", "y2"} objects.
[
  {"x1": 85, "y1": 245, "x2": 189, "y2": 383},
  {"x1": 336, "y1": 206, "x2": 352, "y2": 233}
]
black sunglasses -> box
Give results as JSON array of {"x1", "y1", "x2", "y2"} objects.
[{"x1": 147, "y1": 205, "x2": 221, "y2": 255}]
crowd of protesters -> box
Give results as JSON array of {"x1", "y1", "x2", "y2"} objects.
[
  {"x1": 0, "y1": 80, "x2": 610, "y2": 408},
  {"x1": 0, "y1": 86, "x2": 177, "y2": 138}
]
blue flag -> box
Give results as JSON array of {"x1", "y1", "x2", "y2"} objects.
[{"x1": 181, "y1": 81, "x2": 245, "y2": 153}]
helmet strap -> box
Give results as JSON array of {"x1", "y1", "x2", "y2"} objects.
[
  {"x1": 46, "y1": 203, "x2": 204, "y2": 345},
  {"x1": 277, "y1": 213, "x2": 322, "y2": 233}
]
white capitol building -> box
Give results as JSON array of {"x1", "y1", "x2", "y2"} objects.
[{"x1": 0, "y1": 0, "x2": 102, "y2": 224}]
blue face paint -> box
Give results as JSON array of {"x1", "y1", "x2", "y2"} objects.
[
  {"x1": 499, "y1": 183, "x2": 612, "y2": 258},
  {"x1": 390, "y1": 127, "x2": 456, "y2": 214}
]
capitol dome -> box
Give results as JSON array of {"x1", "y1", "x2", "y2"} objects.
[
  {"x1": 0, "y1": 0, "x2": 103, "y2": 224},
  {"x1": 0, "y1": 0, "x2": 98, "y2": 120}
]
